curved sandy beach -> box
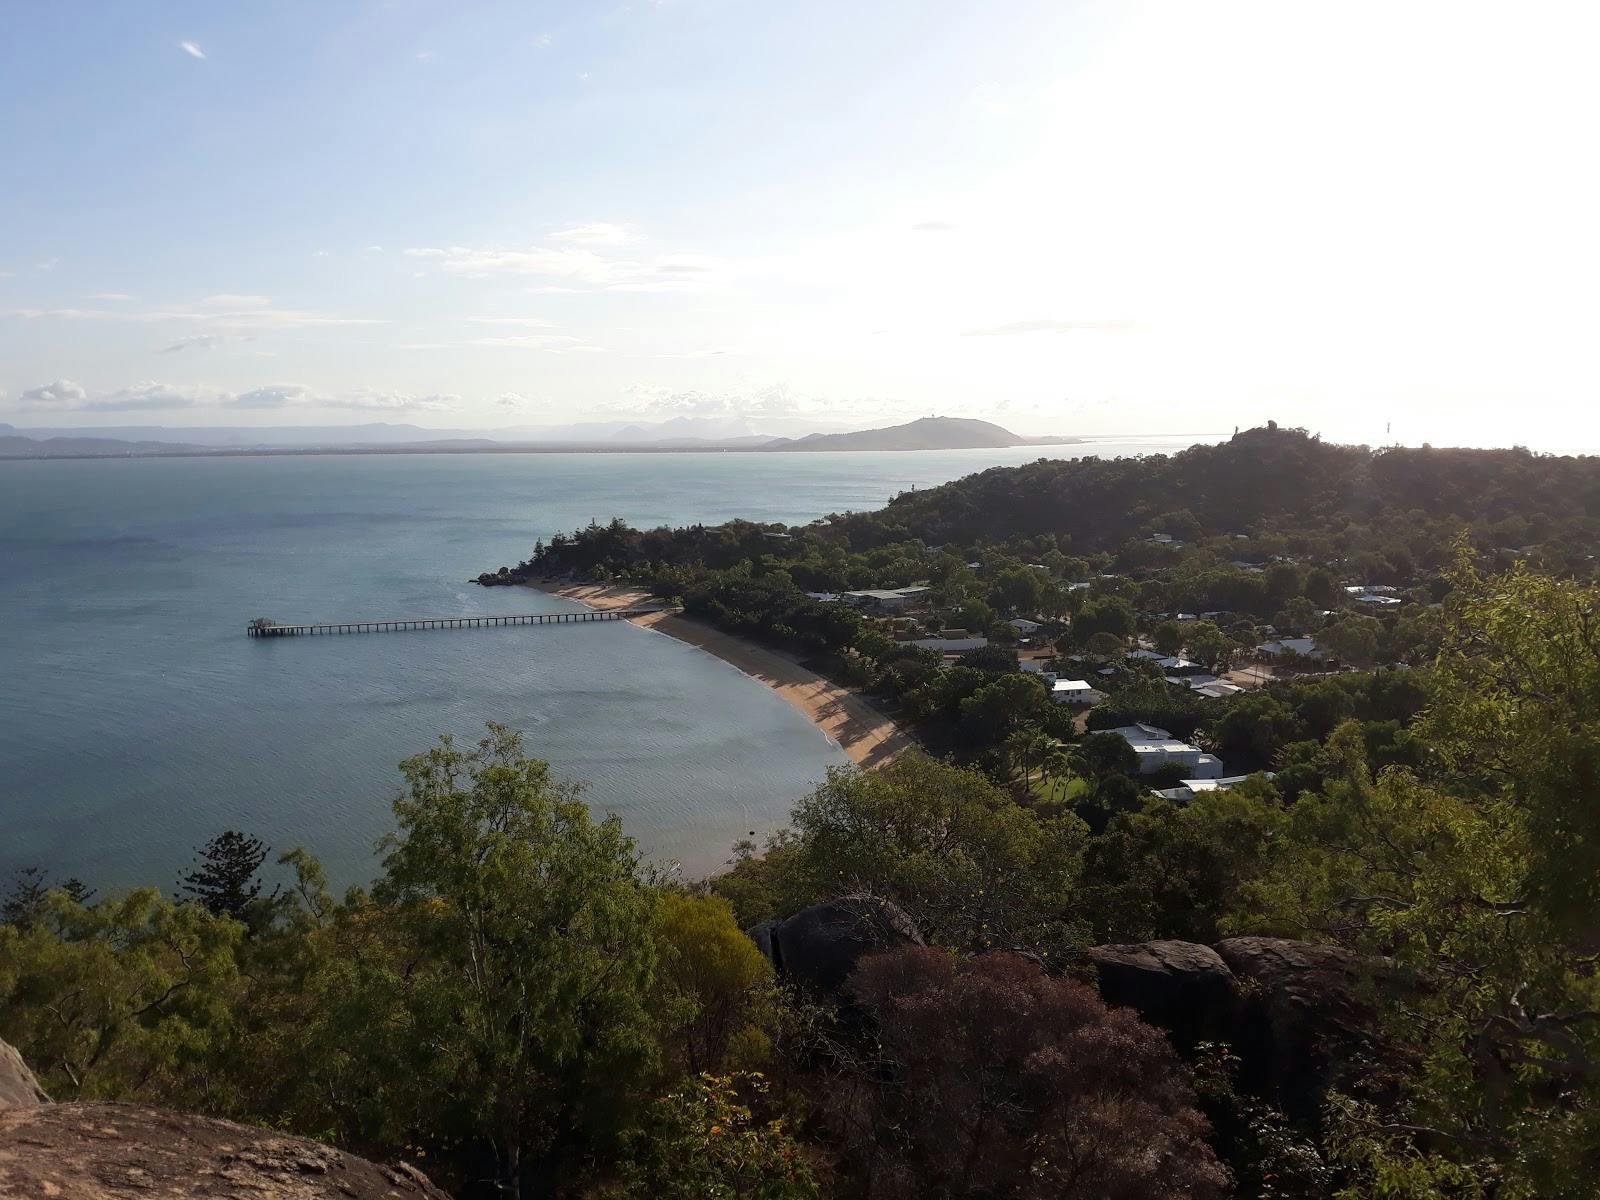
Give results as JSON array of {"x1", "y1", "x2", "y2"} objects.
[{"x1": 533, "y1": 581, "x2": 912, "y2": 770}]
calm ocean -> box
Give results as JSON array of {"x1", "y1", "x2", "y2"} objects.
[{"x1": 0, "y1": 438, "x2": 1209, "y2": 891}]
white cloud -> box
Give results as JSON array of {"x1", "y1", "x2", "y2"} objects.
[
  {"x1": 962, "y1": 319, "x2": 1140, "y2": 337},
  {"x1": 911, "y1": 221, "x2": 958, "y2": 233},
  {"x1": 2, "y1": 301, "x2": 380, "y2": 333},
  {"x1": 223, "y1": 385, "x2": 456, "y2": 412},
  {"x1": 638, "y1": 347, "x2": 743, "y2": 359},
  {"x1": 17, "y1": 379, "x2": 203, "y2": 412},
  {"x1": 550, "y1": 222, "x2": 633, "y2": 246},
  {"x1": 18, "y1": 380, "x2": 89, "y2": 407},
  {"x1": 10, "y1": 379, "x2": 456, "y2": 414},
  {"x1": 89, "y1": 292, "x2": 134, "y2": 301},
  {"x1": 468, "y1": 334, "x2": 590, "y2": 348},
  {"x1": 334, "y1": 388, "x2": 459, "y2": 412},
  {"x1": 179, "y1": 41, "x2": 206, "y2": 60},
  {"x1": 535, "y1": 32, "x2": 553, "y2": 48},
  {"x1": 408, "y1": 332, "x2": 604, "y2": 352},
  {"x1": 415, "y1": 50, "x2": 435, "y2": 62},
  {"x1": 404, "y1": 235, "x2": 730, "y2": 294},
  {"x1": 159, "y1": 333, "x2": 245, "y2": 353}
]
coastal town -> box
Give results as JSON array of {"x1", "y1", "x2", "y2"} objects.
[{"x1": 482, "y1": 429, "x2": 1473, "y2": 819}]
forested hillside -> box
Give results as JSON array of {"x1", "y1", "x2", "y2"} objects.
[
  {"x1": 830, "y1": 424, "x2": 1600, "y2": 558},
  {"x1": 6, "y1": 560, "x2": 1600, "y2": 1197}
]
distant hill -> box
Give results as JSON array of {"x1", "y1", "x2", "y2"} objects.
[
  {"x1": 761, "y1": 416, "x2": 1077, "y2": 453},
  {"x1": 827, "y1": 424, "x2": 1600, "y2": 554},
  {"x1": 0, "y1": 434, "x2": 206, "y2": 458},
  {"x1": 0, "y1": 414, "x2": 1079, "y2": 458}
]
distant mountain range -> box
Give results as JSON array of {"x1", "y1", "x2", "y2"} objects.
[
  {"x1": 760, "y1": 416, "x2": 1079, "y2": 452},
  {"x1": 0, "y1": 432, "x2": 207, "y2": 458},
  {"x1": 0, "y1": 415, "x2": 1080, "y2": 459}
]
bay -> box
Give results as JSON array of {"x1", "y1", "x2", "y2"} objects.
[{"x1": 0, "y1": 437, "x2": 1212, "y2": 890}]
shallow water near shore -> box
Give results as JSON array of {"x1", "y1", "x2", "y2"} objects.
[{"x1": 0, "y1": 439, "x2": 1211, "y2": 890}]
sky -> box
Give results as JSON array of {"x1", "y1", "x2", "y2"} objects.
[{"x1": 2, "y1": 0, "x2": 1598, "y2": 447}]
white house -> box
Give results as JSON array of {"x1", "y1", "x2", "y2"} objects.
[
  {"x1": 1009, "y1": 617, "x2": 1044, "y2": 634},
  {"x1": 1256, "y1": 636, "x2": 1325, "y2": 661},
  {"x1": 841, "y1": 586, "x2": 932, "y2": 611},
  {"x1": 1192, "y1": 680, "x2": 1244, "y2": 699},
  {"x1": 911, "y1": 632, "x2": 989, "y2": 653},
  {"x1": 1152, "y1": 772, "x2": 1273, "y2": 803},
  {"x1": 1104, "y1": 723, "x2": 1225, "y2": 778},
  {"x1": 1050, "y1": 679, "x2": 1106, "y2": 705},
  {"x1": 1355, "y1": 593, "x2": 1403, "y2": 606}
]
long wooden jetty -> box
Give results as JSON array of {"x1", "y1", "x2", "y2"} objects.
[{"x1": 247, "y1": 608, "x2": 661, "y2": 637}]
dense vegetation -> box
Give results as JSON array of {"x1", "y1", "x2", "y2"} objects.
[
  {"x1": 480, "y1": 427, "x2": 1597, "y2": 774},
  {"x1": 5, "y1": 558, "x2": 1600, "y2": 1196},
  {"x1": 8, "y1": 433, "x2": 1600, "y2": 1196}
]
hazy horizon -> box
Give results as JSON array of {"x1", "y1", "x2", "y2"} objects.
[{"x1": 4, "y1": 2, "x2": 1598, "y2": 449}]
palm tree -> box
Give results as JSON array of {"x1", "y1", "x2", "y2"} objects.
[
  {"x1": 1037, "y1": 740, "x2": 1078, "y2": 804},
  {"x1": 1003, "y1": 727, "x2": 1039, "y2": 785}
]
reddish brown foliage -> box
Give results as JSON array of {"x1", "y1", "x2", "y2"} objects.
[{"x1": 823, "y1": 948, "x2": 1230, "y2": 1200}]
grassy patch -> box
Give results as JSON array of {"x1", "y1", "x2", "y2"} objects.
[{"x1": 1030, "y1": 774, "x2": 1089, "y2": 806}]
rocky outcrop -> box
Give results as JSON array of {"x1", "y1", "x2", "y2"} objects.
[
  {"x1": 752, "y1": 896, "x2": 924, "y2": 999},
  {"x1": 0, "y1": 1103, "x2": 452, "y2": 1199},
  {"x1": 0, "y1": 1036, "x2": 450, "y2": 1199},
  {"x1": 1077, "y1": 937, "x2": 1404, "y2": 1123},
  {"x1": 0, "y1": 1039, "x2": 49, "y2": 1110},
  {"x1": 1080, "y1": 940, "x2": 1240, "y2": 1052},
  {"x1": 1215, "y1": 936, "x2": 1399, "y2": 1121}
]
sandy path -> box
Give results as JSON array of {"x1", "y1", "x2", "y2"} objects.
[{"x1": 530, "y1": 581, "x2": 912, "y2": 770}]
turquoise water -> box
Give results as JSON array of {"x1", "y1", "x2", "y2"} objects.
[{"x1": 0, "y1": 439, "x2": 1208, "y2": 890}]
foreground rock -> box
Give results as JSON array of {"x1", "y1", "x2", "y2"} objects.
[
  {"x1": 0, "y1": 1102, "x2": 451, "y2": 1199},
  {"x1": 1080, "y1": 940, "x2": 1240, "y2": 1052},
  {"x1": 1072, "y1": 936, "x2": 1405, "y2": 1123},
  {"x1": 0, "y1": 1039, "x2": 49, "y2": 1110},
  {"x1": 751, "y1": 895, "x2": 924, "y2": 998},
  {"x1": 1, "y1": 1033, "x2": 449, "y2": 1199},
  {"x1": 1216, "y1": 935, "x2": 1400, "y2": 1121}
]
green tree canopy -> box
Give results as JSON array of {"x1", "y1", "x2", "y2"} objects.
[{"x1": 783, "y1": 755, "x2": 1088, "y2": 957}]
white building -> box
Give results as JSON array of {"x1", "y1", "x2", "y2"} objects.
[
  {"x1": 911, "y1": 633, "x2": 989, "y2": 653},
  {"x1": 1009, "y1": 618, "x2": 1044, "y2": 634},
  {"x1": 1192, "y1": 680, "x2": 1244, "y2": 699},
  {"x1": 1256, "y1": 636, "x2": 1325, "y2": 661},
  {"x1": 1104, "y1": 723, "x2": 1225, "y2": 778},
  {"x1": 1050, "y1": 679, "x2": 1106, "y2": 705},
  {"x1": 841, "y1": 586, "x2": 932, "y2": 611},
  {"x1": 1151, "y1": 772, "x2": 1273, "y2": 803}
]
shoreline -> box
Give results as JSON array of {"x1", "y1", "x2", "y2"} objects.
[{"x1": 528, "y1": 580, "x2": 912, "y2": 770}]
